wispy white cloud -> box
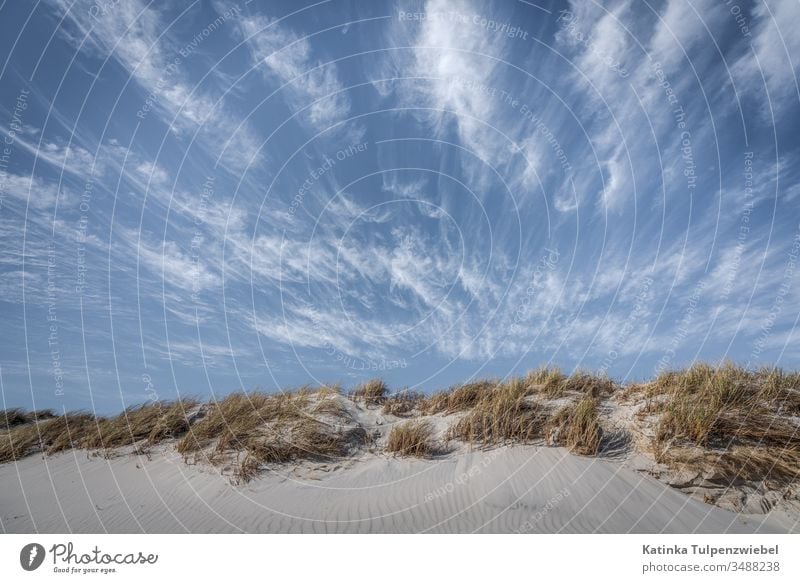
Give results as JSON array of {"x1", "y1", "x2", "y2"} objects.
[
  {"x1": 1, "y1": 134, "x2": 98, "y2": 179},
  {"x1": 47, "y1": 0, "x2": 260, "y2": 171},
  {"x1": 648, "y1": 0, "x2": 725, "y2": 73},
  {"x1": 733, "y1": 0, "x2": 800, "y2": 117},
  {"x1": 1, "y1": 173, "x2": 62, "y2": 210},
  {"x1": 238, "y1": 14, "x2": 352, "y2": 131},
  {"x1": 389, "y1": 0, "x2": 511, "y2": 175}
]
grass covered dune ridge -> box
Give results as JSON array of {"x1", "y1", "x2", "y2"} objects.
[{"x1": 2, "y1": 362, "x2": 799, "y2": 500}]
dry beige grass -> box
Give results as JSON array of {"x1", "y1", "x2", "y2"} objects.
[
  {"x1": 85, "y1": 400, "x2": 198, "y2": 450},
  {"x1": 240, "y1": 419, "x2": 355, "y2": 464},
  {"x1": 351, "y1": 379, "x2": 388, "y2": 406},
  {"x1": 386, "y1": 420, "x2": 436, "y2": 457},
  {"x1": 0, "y1": 409, "x2": 55, "y2": 429},
  {"x1": 567, "y1": 398, "x2": 602, "y2": 455},
  {"x1": 0, "y1": 412, "x2": 100, "y2": 463},
  {"x1": 563, "y1": 372, "x2": 615, "y2": 398},
  {"x1": 526, "y1": 366, "x2": 567, "y2": 398},
  {"x1": 546, "y1": 397, "x2": 603, "y2": 455},
  {"x1": 38, "y1": 414, "x2": 100, "y2": 454},
  {"x1": 2, "y1": 364, "x2": 797, "y2": 492},
  {"x1": 235, "y1": 418, "x2": 358, "y2": 482},
  {"x1": 422, "y1": 380, "x2": 493, "y2": 414},
  {"x1": 175, "y1": 390, "x2": 361, "y2": 481},
  {"x1": 641, "y1": 362, "x2": 800, "y2": 486},
  {"x1": 545, "y1": 405, "x2": 570, "y2": 444},
  {"x1": 311, "y1": 385, "x2": 348, "y2": 417},
  {"x1": 651, "y1": 363, "x2": 796, "y2": 447},
  {"x1": 757, "y1": 367, "x2": 800, "y2": 414},
  {"x1": 177, "y1": 391, "x2": 311, "y2": 455},
  {"x1": 659, "y1": 446, "x2": 800, "y2": 485},
  {"x1": 147, "y1": 399, "x2": 199, "y2": 443},
  {"x1": 447, "y1": 379, "x2": 544, "y2": 445},
  {"x1": 1, "y1": 408, "x2": 32, "y2": 428},
  {"x1": 0, "y1": 401, "x2": 199, "y2": 463},
  {"x1": 382, "y1": 391, "x2": 425, "y2": 417}
]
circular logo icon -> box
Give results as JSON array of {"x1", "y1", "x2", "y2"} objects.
[{"x1": 20, "y1": 543, "x2": 46, "y2": 571}]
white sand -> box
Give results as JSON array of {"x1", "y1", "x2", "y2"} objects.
[{"x1": 1, "y1": 446, "x2": 793, "y2": 533}]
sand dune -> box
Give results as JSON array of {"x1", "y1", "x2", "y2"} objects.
[
  {"x1": 0, "y1": 446, "x2": 793, "y2": 533},
  {"x1": 3, "y1": 367, "x2": 799, "y2": 533}
]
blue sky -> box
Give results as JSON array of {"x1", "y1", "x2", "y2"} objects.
[{"x1": 0, "y1": 0, "x2": 798, "y2": 413}]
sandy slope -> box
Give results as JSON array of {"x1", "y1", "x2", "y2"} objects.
[{"x1": 0, "y1": 446, "x2": 793, "y2": 533}]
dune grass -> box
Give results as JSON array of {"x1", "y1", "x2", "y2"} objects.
[
  {"x1": 638, "y1": 362, "x2": 800, "y2": 485},
  {"x1": 447, "y1": 378, "x2": 545, "y2": 445},
  {"x1": 2, "y1": 363, "x2": 798, "y2": 490},
  {"x1": 650, "y1": 363, "x2": 798, "y2": 448},
  {"x1": 175, "y1": 390, "x2": 363, "y2": 480},
  {"x1": 311, "y1": 384, "x2": 348, "y2": 416},
  {"x1": 526, "y1": 366, "x2": 567, "y2": 398},
  {"x1": 563, "y1": 372, "x2": 615, "y2": 398},
  {"x1": 386, "y1": 420, "x2": 436, "y2": 457},
  {"x1": 146, "y1": 399, "x2": 200, "y2": 443},
  {"x1": 351, "y1": 379, "x2": 389, "y2": 406},
  {"x1": 547, "y1": 397, "x2": 603, "y2": 455},
  {"x1": 236, "y1": 418, "x2": 359, "y2": 479},
  {"x1": 382, "y1": 390, "x2": 425, "y2": 417},
  {"x1": 0, "y1": 408, "x2": 28, "y2": 428},
  {"x1": 1, "y1": 408, "x2": 55, "y2": 429},
  {"x1": 663, "y1": 446, "x2": 800, "y2": 485},
  {"x1": 1, "y1": 412, "x2": 99, "y2": 463},
  {"x1": 0, "y1": 401, "x2": 199, "y2": 463},
  {"x1": 176, "y1": 391, "x2": 312, "y2": 455},
  {"x1": 422, "y1": 380, "x2": 494, "y2": 414},
  {"x1": 85, "y1": 400, "x2": 198, "y2": 450}
]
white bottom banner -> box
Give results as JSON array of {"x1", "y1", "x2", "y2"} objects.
[{"x1": 1, "y1": 534, "x2": 797, "y2": 582}]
